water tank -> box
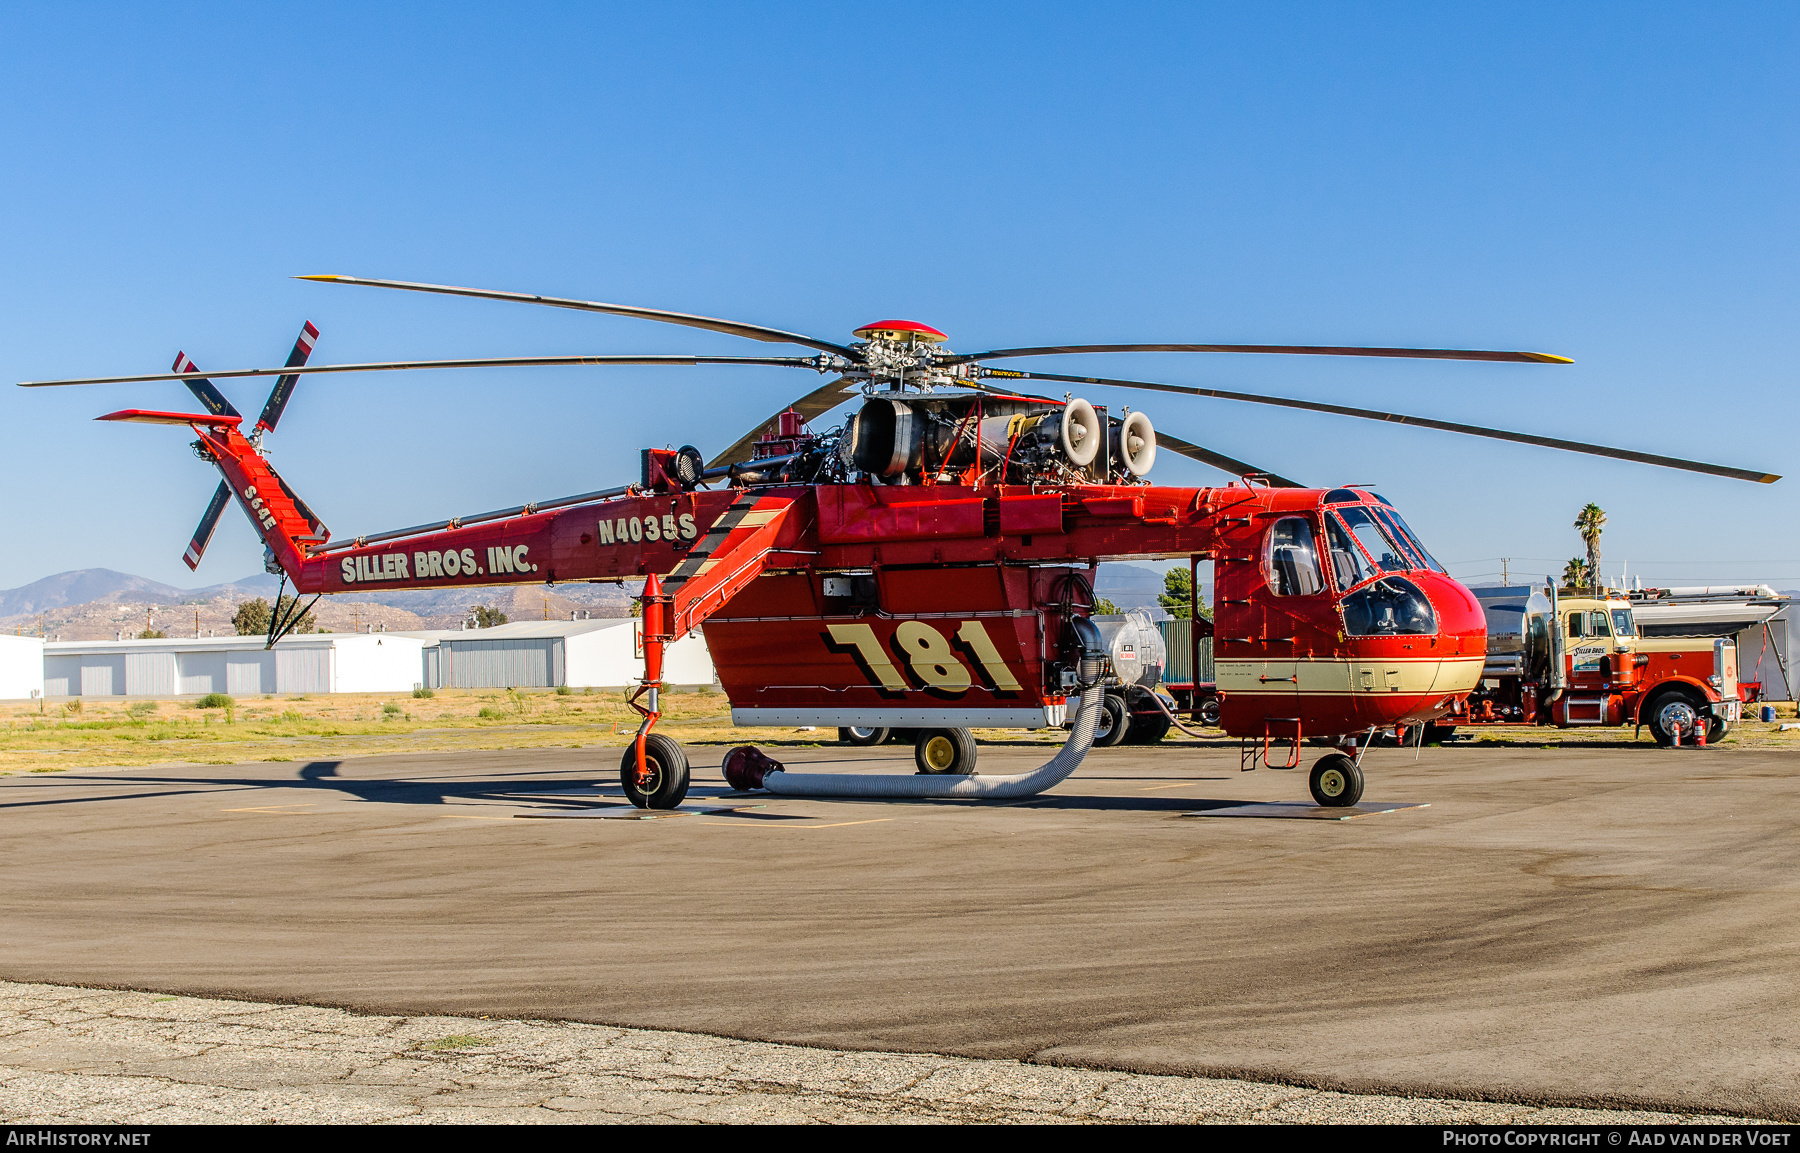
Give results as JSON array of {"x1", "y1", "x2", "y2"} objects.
[
  {"x1": 1471, "y1": 585, "x2": 1551, "y2": 681},
  {"x1": 1089, "y1": 609, "x2": 1166, "y2": 689}
]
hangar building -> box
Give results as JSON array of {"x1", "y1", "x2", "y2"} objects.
[
  {"x1": 42, "y1": 633, "x2": 426, "y2": 697},
  {"x1": 415, "y1": 618, "x2": 714, "y2": 690},
  {"x1": 0, "y1": 635, "x2": 45, "y2": 700}
]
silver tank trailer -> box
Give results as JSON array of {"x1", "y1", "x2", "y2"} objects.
[
  {"x1": 1471, "y1": 585, "x2": 1552, "y2": 681},
  {"x1": 1090, "y1": 609, "x2": 1167, "y2": 689}
]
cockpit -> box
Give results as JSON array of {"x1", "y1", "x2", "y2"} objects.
[{"x1": 1262, "y1": 489, "x2": 1448, "y2": 636}]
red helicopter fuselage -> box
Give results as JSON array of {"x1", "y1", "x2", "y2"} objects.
[{"x1": 179, "y1": 410, "x2": 1480, "y2": 741}]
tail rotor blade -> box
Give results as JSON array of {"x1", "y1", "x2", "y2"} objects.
[
  {"x1": 183, "y1": 481, "x2": 232, "y2": 571},
  {"x1": 172, "y1": 354, "x2": 241, "y2": 419},
  {"x1": 255, "y1": 321, "x2": 319, "y2": 434}
]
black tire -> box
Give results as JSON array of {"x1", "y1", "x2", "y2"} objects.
[
  {"x1": 1705, "y1": 715, "x2": 1727, "y2": 745},
  {"x1": 1309, "y1": 753, "x2": 1364, "y2": 807},
  {"x1": 1197, "y1": 698, "x2": 1220, "y2": 727},
  {"x1": 1646, "y1": 689, "x2": 1707, "y2": 748},
  {"x1": 1093, "y1": 694, "x2": 1131, "y2": 747},
  {"x1": 620, "y1": 733, "x2": 691, "y2": 809},
  {"x1": 914, "y1": 728, "x2": 978, "y2": 774},
  {"x1": 1126, "y1": 712, "x2": 1172, "y2": 744},
  {"x1": 1424, "y1": 724, "x2": 1457, "y2": 744},
  {"x1": 838, "y1": 726, "x2": 889, "y2": 747}
]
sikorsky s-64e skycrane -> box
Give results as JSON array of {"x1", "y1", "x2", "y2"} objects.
[{"x1": 22, "y1": 276, "x2": 1779, "y2": 809}]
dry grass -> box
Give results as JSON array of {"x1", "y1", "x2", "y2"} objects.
[{"x1": 2, "y1": 691, "x2": 1794, "y2": 775}]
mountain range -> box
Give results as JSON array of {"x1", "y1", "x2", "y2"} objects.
[{"x1": 0, "y1": 564, "x2": 1188, "y2": 640}]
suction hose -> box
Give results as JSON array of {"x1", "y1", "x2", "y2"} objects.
[{"x1": 728, "y1": 617, "x2": 1108, "y2": 800}]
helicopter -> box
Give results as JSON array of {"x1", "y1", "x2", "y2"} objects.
[{"x1": 20, "y1": 275, "x2": 1779, "y2": 810}]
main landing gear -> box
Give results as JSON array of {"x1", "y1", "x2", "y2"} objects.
[{"x1": 621, "y1": 733, "x2": 691, "y2": 809}]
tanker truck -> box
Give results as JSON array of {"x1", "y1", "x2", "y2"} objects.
[{"x1": 1441, "y1": 584, "x2": 1741, "y2": 745}]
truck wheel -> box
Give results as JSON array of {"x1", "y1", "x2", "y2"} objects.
[
  {"x1": 1126, "y1": 712, "x2": 1172, "y2": 744},
  {"x1": 1093, "y1": 694, "x2": 1132, "y2": 747},
  {"x1": 1309, "y1": 753, "x2": 1364, "y2": 807},
  {"x1": 838, "y1": 726, "x2": 888, "y2": 747},
  {"x1": 1647, "y1": 690, "x2": 1706, "y2": 747},
  {"x1": 914, "y1": 728, "x2": 978, "y2": 774},
  {"x1": 1198, "y1": 699, "x2": 1220, "y2": 727},
  {"x1": 619, "y1": 734, "x2": 691, "y2": 809},
  {"x1": 1705, "y1": 714, "x2": 1728, "y2": 745}
]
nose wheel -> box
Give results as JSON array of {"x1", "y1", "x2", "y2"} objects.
[{"x1": 1308, "y1": 753, "x2": 1363, "y2": 807}]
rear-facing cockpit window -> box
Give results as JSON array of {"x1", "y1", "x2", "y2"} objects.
[
  {"x1": 1333, "y1": 506, "x2": 1410, "y2": 573},
  {"x1": 1342, "y1": 576, "x2": 1439, "y2": 636},
  {"x1": 1265, "y1": 516, "x2": 1325, "y2": 596}
]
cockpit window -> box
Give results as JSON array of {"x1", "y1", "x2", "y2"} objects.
[
  {"x1": 1342, "y1": 576, "x2": 1438, "y2": 636},
  {"x1": 1324, "y1": 514, "x2": 1373, "y2": 590},
  {"x1": 1611, "y1": 608, "x2": 1637, "y2": 640},
  {"x1": 1265, "y1": 516, "x2": 1325, "y2": 596},
  {"x1": 1323, "y1": 488, "x2": 1362, "y2": 505},
  {"x1": 1370, "y1": 492, "x2": 1394, "y2": 506},
  {"x1": 1333, "y1": 506, "x2": 1410, "y2": 572},
  {"x1": 1372, "y1": 508, "x2": 1446, "y2": 574}
]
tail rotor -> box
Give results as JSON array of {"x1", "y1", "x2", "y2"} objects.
[{"x1": 174, "y1": 321, "x2": 321, "y2": 572}]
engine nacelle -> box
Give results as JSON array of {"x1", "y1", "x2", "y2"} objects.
[{"x1": 846, "y1": 394, "x2": 1147, "y2": 485}]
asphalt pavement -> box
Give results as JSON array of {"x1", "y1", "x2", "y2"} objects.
[{"x1": 1, "y1": 736, "x2": 1795, "y2": 1119}]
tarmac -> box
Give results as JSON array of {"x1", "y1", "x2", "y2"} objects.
[{"x1": 0, "y1": 737, "x2": 1796, "y2": 1122}]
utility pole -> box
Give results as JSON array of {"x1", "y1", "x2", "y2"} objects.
[{"x1": 1501, "y1": 558, "x2": 1510, "y2": 585}]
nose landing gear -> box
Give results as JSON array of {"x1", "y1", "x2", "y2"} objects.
[{"x1": 1308, "y1": 752, "x2": 1364, "y2": 807}]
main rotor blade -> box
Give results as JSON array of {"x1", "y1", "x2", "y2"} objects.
[
  {"x1": 944, "y1": 343, "x2": 1572, "y2": 366},
  {"x1": 255, "y1": 320, "x2": 320, "y2": 433},
  {"x1": 1151, "y1": 429, "x2": 1305, "y2": 488},
  {"x1": 708, "y1": 376, "x2": 863, "y2": 469},
  {"x1": 964, "y1": 379, "x2": 1303, "y2": 486},
  {"x1": 297, "y1": 275, "x2": 862, "y2": 359},
  {"x1": 983, "y1": 368, "x2": 1781, "y2": 484},
  {"x1": 18, "y1": 354, "x2": 821, "y2": 388}
]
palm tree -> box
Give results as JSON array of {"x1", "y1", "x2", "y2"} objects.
[
  {"x1": 1573, "y1": 504, "x2": 1606, "y2": 594},
  {"x1": 1561, "y1": 557, "x2": 1590, "y2": 591}
]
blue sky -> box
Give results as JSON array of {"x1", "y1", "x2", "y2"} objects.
[{"x1": 2, "y1": 2, "x2": 1794, "y2": 591}]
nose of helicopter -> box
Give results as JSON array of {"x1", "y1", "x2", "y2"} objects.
[{"x1": 1348, "y1": 570, "x2": 1487, "y2": 729}]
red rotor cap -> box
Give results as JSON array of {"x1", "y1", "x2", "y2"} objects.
[{"x1": 853, "y1": 319, "x2": 948, "y2": 344}]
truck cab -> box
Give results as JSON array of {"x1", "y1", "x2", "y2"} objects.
[{"x1": 1549, "y1": 594, "x2": 1645, "y2": 726}]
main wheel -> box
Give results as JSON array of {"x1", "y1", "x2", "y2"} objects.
[
  {"x1": 1705, "y1": 714, "x2": 1728, "y2": 745},
  {"x1": 1309, "y1": 753, "x2": 1364, "y2": 808},
  {"x1": 1646, "y1": 689, "x2": 1706, "y2": 747},
  {"x1": 1125, "y1": 711, "x2": 1172, "y2": 744},
  {"x1": 1092, "y1": 694, "x2": 1132, "y2": 747},
  {"x1": 914, "y1": 728, "x2": 978, "y2": 775},
  {"x1": 619, "y1": 733, "x2": 691, "y2": 809},
  {"x1": 1197, "y1": 698, "x2": 1221, "y2": 727},
  {"x1": 838, "y1": 725, "x2": 889, "y2": 747}
]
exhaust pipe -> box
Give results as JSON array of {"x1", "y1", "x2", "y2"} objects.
[{"x1": 725, "y1": 618, "x2": 1109, "y2": 800}]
